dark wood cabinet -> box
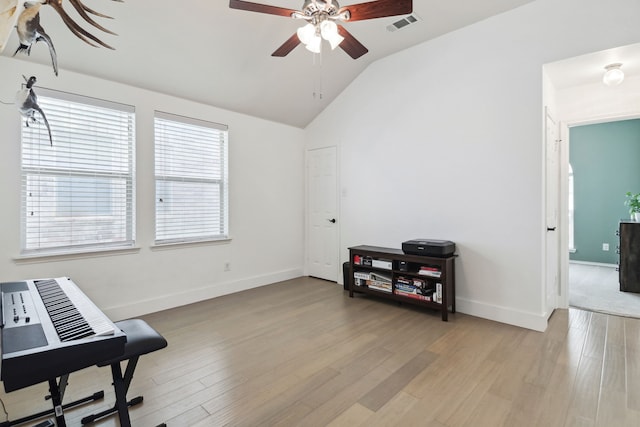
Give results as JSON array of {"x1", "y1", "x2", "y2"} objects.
[
  {"x1": 619, "y1": 221, "x2": 640, "y2": 293},
  {"x1": 348, "y1": 245, "x2": 455, "y2": 321}
]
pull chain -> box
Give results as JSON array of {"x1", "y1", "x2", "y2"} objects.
[{"x1": 312, "y1": 51, "x2": 324, "y2": 100}]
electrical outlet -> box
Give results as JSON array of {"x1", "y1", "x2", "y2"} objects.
[
  {"x1": 602, "y1": 243, "x2": 610, "y2": 251},
  {"x1": 224, "y1": 262, "x2": 231, "y2": 271}
]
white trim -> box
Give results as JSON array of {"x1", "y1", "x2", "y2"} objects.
[
  {"x1": 14, "y1": 246, "x2": 141, "y2": 263},
  {"x1": 150, "y1": 237, "x2": 232, "y2": 250},
  {"x1": 154, "y1": 110, "x2": 228, "y2": 131},
  {"x1": 35, "y1": 86, "x2": 135, "y2": 113},
  {"x1": 566, "y1": 112, "x2": 640, "y2": 128},
  {"x1": 102, "y1": 268, "x2": 304, "y2": 321},
  {"x1": 456, "y1": 297, "x2": 548, "y2": 332},
  {"x1": 569, "y1": 260, "x2": 617, "y2": 268}
]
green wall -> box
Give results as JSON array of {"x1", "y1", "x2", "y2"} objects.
[{"x1": 570, "y1": 119, "x2": 640, "y2": 264}]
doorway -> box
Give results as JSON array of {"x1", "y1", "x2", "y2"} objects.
[
  {"x1": 565, "y1": 118, "x2": 640, "y2": 317},
  {"x1": 307, "y1": 146, "x2": 339, "y2": 282},
  {"x1": 543, "y1": 42, "x2": 640, "y2": 315}
]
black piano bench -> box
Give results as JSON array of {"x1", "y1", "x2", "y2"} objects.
[{"x1": 80, "y1": 319, "x2": 168, "y2": 427}]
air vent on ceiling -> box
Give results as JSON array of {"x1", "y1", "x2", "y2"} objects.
[{"x1": 387, "y1": 14, "x2": 420, "y2": 32}]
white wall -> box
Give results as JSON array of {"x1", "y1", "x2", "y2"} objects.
[
  {"x1": 0, "y1": 57, "x2": 306, "y2": 321},
  {"x1": 305, "y1": 0, "x2": 640, "y2": 331}
]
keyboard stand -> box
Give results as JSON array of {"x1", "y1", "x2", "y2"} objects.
[{"x1": 0, "y1": 374, "x2": 104, "y2": 427}]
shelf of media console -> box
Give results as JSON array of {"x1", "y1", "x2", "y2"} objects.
[
  {"x1": 352, "y1": 268, "x2": 444, "y2": 302},
  {"x1": 350, "y1": 283, "x2": 446, "y2": 311}
]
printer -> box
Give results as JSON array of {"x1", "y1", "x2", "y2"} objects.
[{"x1": 402, "y1": 239, "x2": 455, "y2": 257}]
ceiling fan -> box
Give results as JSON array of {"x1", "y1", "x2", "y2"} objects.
[{"x1": 229, "y1": 0, "x2": 412, "y2": 59}]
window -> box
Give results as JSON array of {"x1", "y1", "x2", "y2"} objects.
[
  {"x1": 154, "y1": 112, "x2": 229, "y2": 244},
  {"x1": 21, "y1": 89, "x2": 136, "y2": 256}
]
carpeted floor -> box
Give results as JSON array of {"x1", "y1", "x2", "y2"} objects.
[{"x1": 569, "y1": 263, "x2": 640, "y2": 318}]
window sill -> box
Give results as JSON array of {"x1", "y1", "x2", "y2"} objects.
[
  {"x1": 14, "y1": 246, "x2": 141, "y2": 264},
  {"x1": 150, "y1": 237, "x2": 232, "y2": 251}
]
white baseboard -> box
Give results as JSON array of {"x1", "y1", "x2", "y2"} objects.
[
  {"x1": 103, "y1": 268, "x2": 304, "y2": 321},
  {"x1": 569, "y1": 260, "x2": 617, "y2": 268},
  {"x1": 456, "y1": 297, "x2": 548, "y2": 332}
]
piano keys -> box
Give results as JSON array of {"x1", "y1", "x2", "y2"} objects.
[{"x1": 1, "y1": 277, "x2": 126, "y2": 393}]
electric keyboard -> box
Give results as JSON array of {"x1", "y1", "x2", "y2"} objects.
[{"x1": 0, "y1": 277, "x2": 126, "y2": 393}]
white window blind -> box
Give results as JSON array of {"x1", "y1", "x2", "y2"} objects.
[
  {"x1": 21, "y1": 88, "x2": 136, "y2": 255},
  {"x1": 154, "y1": 111, "x2": 229, "y2": 244}
]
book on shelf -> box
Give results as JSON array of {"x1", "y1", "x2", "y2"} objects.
[
  {"x1": 434, "y1": 282, "x2": 442, "y2": 304},
  {"x1": 393, "y1": 274, "x2": 436, "y2": 300},
  {"x1": 394, "y1": 282, "x2": 417, "y2": 294},
  {"x1": 394, "y1": 289, "x2": 433, "y2": 301},
  {"x1": 394, "y1": 276, "x2": 413, "y2": 289},
  {"x1": 354, "y1": 271, "x2": 371, "y2": 280},
  {"x1": 369, "y1": 272, "x2": 392, "y2": 284},
  {"x1": 367, "y1": 280, "x2": 392, "y2": 293},
  {"x1": 396, "y1": 276, "x2": 412, "y2": 285},
  {"x1": 418, "y1": 265, "x2": 442, "y2": 278},
  {"x1": 411, "y1": 278, "x2": 435, "y2": 293},
  {"x1": 371, "y1": 258, "x2": 392, "y2": 270}
]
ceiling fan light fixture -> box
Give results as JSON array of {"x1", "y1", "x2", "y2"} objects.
[
  {"x1": 229, "y1": 0, "x2": 412, "y2": 59},
  {"x1": 603, "y1": 63, "x2": 624, "y2": 86},
  {"x1": 320, "y1": 20, "x2": 344, "y2": 49},
  {"x1": 326, "y1": 31, "x2": 344, "y2": 50},
  {"x1": 305, "y1": 34, "x2": 322, "y2": 53},
  {"x1": 297, "y1": 22, "x2": 316, "y2": 45}
]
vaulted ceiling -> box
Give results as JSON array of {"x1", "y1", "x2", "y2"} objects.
[{"x1": 2, "y1": 0, "x2": 537, "y2": 127}]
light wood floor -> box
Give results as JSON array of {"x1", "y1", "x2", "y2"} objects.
[{"x1": 2, "y1": 276, "x2": 640, "y2": 426}]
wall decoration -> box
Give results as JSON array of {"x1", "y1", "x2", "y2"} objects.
[
  {"x1": 14, "y1": 2, "x2": 58, "y2": 75},
  {"x1": 1, "y1": 0, "x2": 120, "y2": 74},
  {"x1": 16, "y1": 75, "x2": 53, "y2": 145}
]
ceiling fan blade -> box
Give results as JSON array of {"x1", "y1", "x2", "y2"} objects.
[
  {"x1": 337, "y1": 25, "x2": 368, "y2": 59},
  {"x1": 229, "y1": 0, "x2": 298, "y2": 17},
  {"x1": 341, "y1": 0, "x2": 412, "y2": 22},
  {"x1": 272, "y1": 33, "x2": 301, "y2": 57}
]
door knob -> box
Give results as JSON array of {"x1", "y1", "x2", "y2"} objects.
[{"x1": 328, "y1": 218, "x2": 336, "y2": 223}]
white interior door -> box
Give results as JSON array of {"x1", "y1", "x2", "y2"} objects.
[
  {"x1": 307, "y1": 147, "x2": 338, "y2": 282},
  {"x1": 545, "y1": 108, "x2": 560, "y2": 317}
]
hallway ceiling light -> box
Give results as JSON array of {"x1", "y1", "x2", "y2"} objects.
[{"x1": 603, "y1": 63, "x2": 624, "y2": 86}]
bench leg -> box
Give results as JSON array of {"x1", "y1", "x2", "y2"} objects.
[
  {"x1": 81, "y1": 358, "x2": 141, "y2": 426},
  {"x1": 112, "y1": 362, "x2": 132, "y2": 427}
]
